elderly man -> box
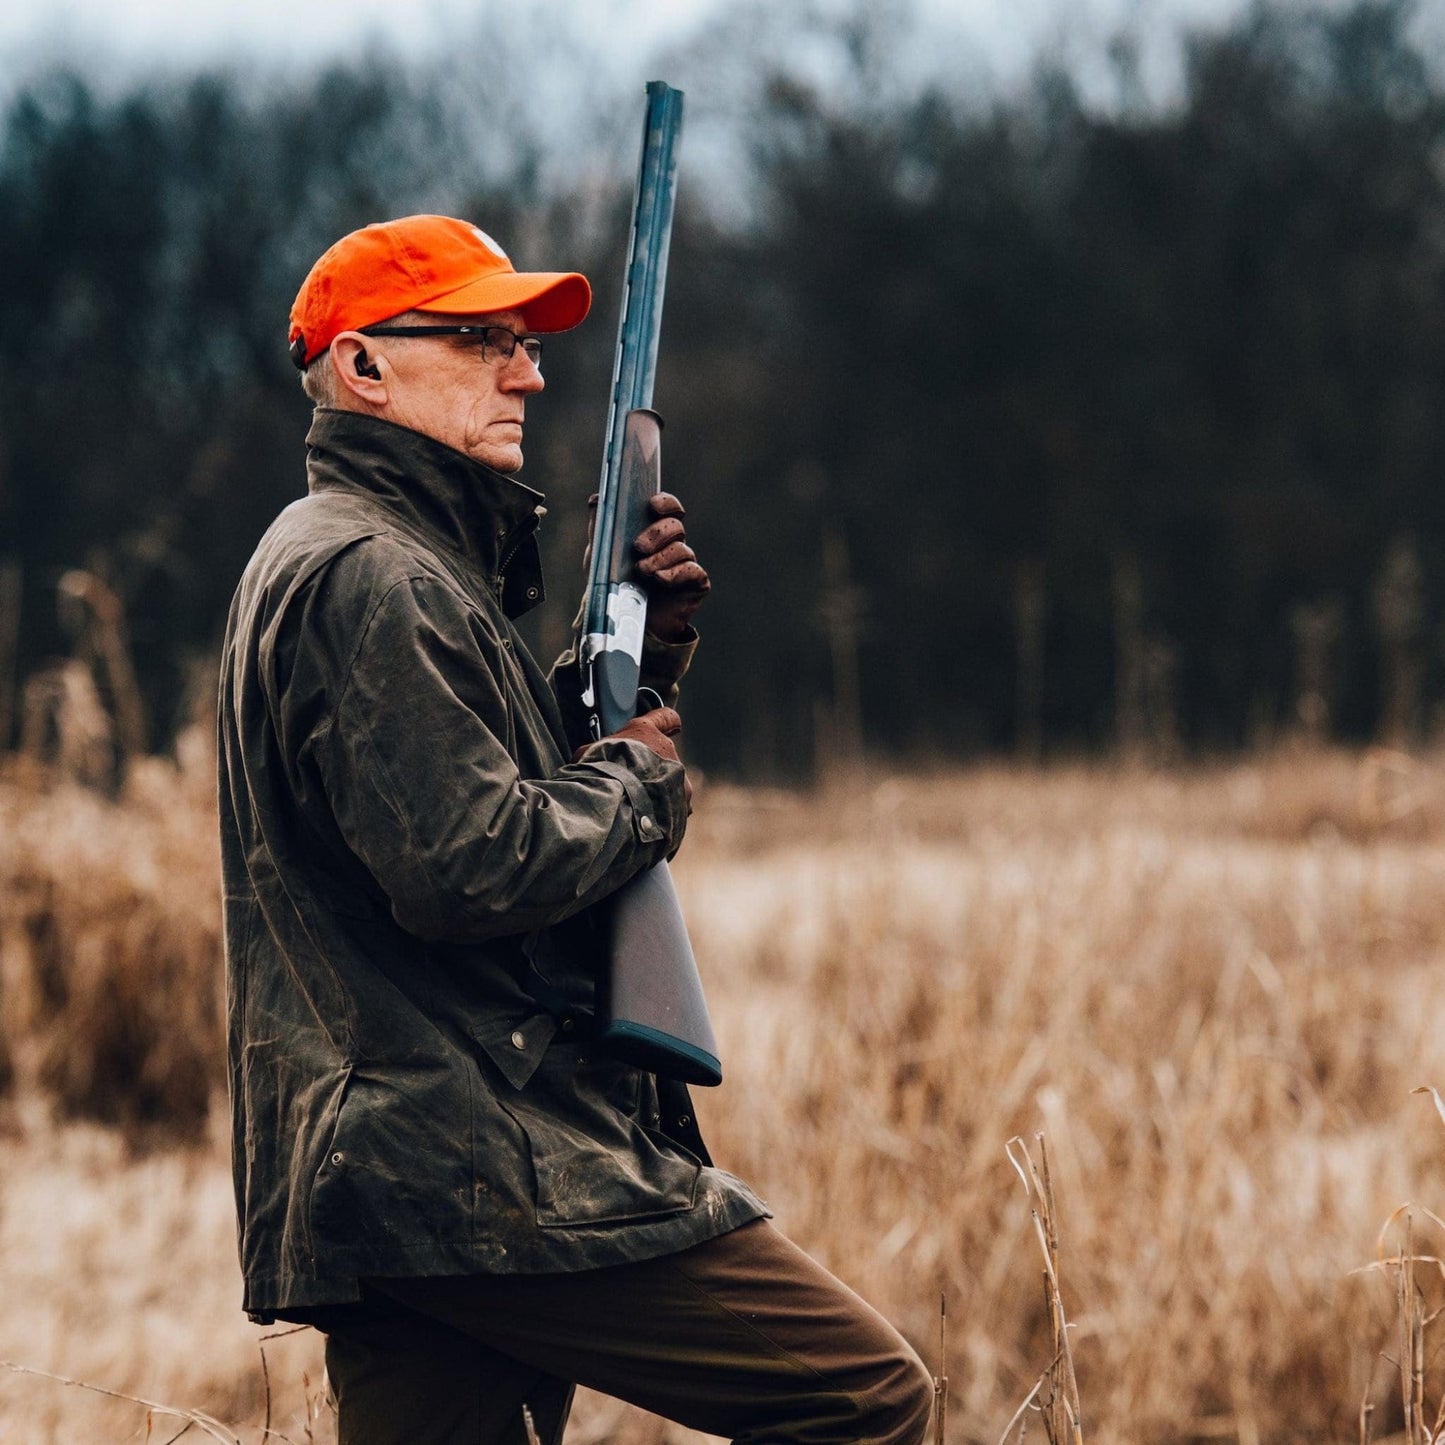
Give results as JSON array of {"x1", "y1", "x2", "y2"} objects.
[{"x1": 218, "y1": 215, "x2": 933, "y2": 1445}]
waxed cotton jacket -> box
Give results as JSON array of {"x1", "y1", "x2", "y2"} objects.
[{"x1": 218, "y1": 409, "x2": 765, "y2": 1321}]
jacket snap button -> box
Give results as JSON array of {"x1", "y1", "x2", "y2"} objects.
[
  {"x1": 676, "y1": 1115, "x2": 691, "y2": 1128},
  {"x1": 510, "y1": 1030, "x2": 526, "y2": 1049},
  {"x1": 638, "y1": 815, "x2": 656, "y2": 837},
  {"x1": 526, "y1": 586, "x2": 540, "y2": 601},
  {"x1": 331, "y1": 1152, "x2": 343, "y2": 1165},
  {"x1": 561, "y1": 1018, "x2": 575, "y2": 1034}
]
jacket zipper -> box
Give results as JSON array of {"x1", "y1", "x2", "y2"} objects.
[{"x1": 494, "y1": 507, "x2": 543, "y2": 598}]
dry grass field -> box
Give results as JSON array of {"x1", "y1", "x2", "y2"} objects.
[{"x1": 2, "y1": 743, "x2": 1445, "y2": 1442}]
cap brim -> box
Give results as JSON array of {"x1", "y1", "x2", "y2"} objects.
[{"x1": 416, "y1": 270, "x2": 592, "y2": 333}]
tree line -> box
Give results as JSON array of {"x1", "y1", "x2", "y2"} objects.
[{"x1": 0, "y1": 0, "x2": 1441, "y2": 779}]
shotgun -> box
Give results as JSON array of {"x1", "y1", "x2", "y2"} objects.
[{"x1": 580, "y1": 81, "x2": 722, "y2": 1088}]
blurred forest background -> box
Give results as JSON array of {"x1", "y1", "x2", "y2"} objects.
[{"x1": 0, "y1": 0, "x2": 1442, "y2": 779}]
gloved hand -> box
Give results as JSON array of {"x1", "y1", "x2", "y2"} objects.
[
  {"x1": 584, "y1": 492, "x2": 711, "y2": 643},
  {"x1": 633, "y1": 492, "x2": 710, "y2": 642},
  {"x1": 575, "y1": 707, "x2": 692, "y2": 809}
]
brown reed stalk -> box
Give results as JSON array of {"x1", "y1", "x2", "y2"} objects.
[
  {"x1": 1006, "y1": 1133, "x2": 1084, "y2": 1445},
  {"x1": 934, "y1": 1293, "x2": 949, "y2": 1445},
  {"x1": 1357, "y1": 1203, "x2": 1445, "y2": 1445},
  {"x1": 1357, "y1": 1087, "x2": 1445, "y2": 1445},
  {"x1": 0, "y1": 1360, "x2": 245, "y2": 1444},
  {"x1": 0, "y1": 1355, "x2": 318, "y2": 1444},
  {"x1": 1402, "y1": 1212, "x2": 1421, "y2": 1443},
  {"x1": 260, "y1": 1345, "x2": 273, "y2": 1443}
]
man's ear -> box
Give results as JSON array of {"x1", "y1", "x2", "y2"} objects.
[{"x1": 331, "y1": 332, "x2": 388, "y2": 404}]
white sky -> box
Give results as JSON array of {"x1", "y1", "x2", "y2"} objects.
[
  {"x1": 3, "y1": 0, "x2": 1438, "y2": 152},
  {"x1": 0, "y1": 0, "x2": 1259, "y2": 95},
  {"x1": 0, "y1": 1, "x2": 699, "y2": 70}
]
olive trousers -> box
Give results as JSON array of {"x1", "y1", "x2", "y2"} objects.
[{"x1": 323, "y1": 1219, "x2": 935, "y2": 1445}]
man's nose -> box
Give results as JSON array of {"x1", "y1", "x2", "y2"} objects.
[{"x1": 503, "y1": 352, "x2": 545, "y2": 394}]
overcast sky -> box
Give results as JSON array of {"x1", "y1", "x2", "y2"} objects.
[
  {"x1": 4, "y1": 0, "x2": 1439, "y2": 171},
  {"x1": 0, "y1": 0, "x2": 1262, "y2": 97}
]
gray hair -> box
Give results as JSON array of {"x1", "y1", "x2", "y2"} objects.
[
  {"x1": 298, "y1": 310, "x2": 436, "y2": 409},
  {"x1": 300, "y1": 354, "x2": 337, "y2": 407}
]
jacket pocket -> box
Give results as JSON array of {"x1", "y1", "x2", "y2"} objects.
[
  {"x1": 308, "y1": 1063, "x2": 475, "y2": 1264},
  {"x1": 504, "y1": 1051, "x2": 699, "y2": 1228}
]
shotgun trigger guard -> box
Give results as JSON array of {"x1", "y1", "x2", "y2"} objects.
[{"x1": 637, "y1": 687, "x2": 664, "y2": 714}]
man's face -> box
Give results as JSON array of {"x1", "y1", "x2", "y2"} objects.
[{"x1": 376, "y1": 309, "x2": 545, "y2": 473}]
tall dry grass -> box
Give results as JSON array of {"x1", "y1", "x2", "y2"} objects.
[
  {"x1": 681, "y1": 755, "x2": 1445, "y2": 1442},
  {"x1": 0, "y1": 733, "x2": 221, "y2": 1141},
  {"x1": 1, "y1": 745, "x2": 1444, "y2": 1441}
]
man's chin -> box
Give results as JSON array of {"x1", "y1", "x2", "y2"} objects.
[{"x1": 473, "y1": 444, "x2": 525, "y2": 474}]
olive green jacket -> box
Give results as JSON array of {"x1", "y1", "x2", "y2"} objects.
[{"x1": 218, "y1": 409, "x2": 765, "y2": 1321}]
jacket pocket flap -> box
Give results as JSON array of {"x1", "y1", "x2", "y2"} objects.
[{"x1": 472, "y1": 1012, "x2": 558, "y2": 1090}]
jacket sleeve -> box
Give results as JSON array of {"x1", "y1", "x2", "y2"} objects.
[
  {"x1": 638, "y1": 625, "x2": 698, "y2": 707},
  {"x1": 310, "y1": 572, "x2": 688, "y2": 943}
]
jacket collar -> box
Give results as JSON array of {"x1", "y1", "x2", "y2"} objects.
[{"x1": 303, "y1": 408, "x2": 548, "y2": 619}]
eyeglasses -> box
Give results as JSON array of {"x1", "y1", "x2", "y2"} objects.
[{"x1": 360, "y1": 323, "x2": 543, "y2": 371}]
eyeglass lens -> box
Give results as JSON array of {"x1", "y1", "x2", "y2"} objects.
[{"x1": 482, "y1": 328, "x2": 543, "y2": 370}]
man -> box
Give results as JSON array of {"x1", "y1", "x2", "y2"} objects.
[{"x1": 218, "y1": 214, "x2": 933, "y2": 1444}]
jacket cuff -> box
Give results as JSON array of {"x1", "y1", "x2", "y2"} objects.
[
  {"x1": 575, "y1": 739, "x2": 689, "y2": 854},
  {"x1": 639, "y1": 625, "x2": 698, "y2": 709}
]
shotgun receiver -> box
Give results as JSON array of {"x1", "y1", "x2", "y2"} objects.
[{"x1": 580, "y1": 81, "x2": 722, "y2": 1088}]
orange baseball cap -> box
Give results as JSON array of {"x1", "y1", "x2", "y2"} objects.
[{"x1": 288, "y1": 214, "x2": 592, "y2": 369}]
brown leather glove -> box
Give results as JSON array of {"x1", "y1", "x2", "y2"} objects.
[
  {"x1": 574, "y1": 706, "x2": 693, "y2": 809},
  {"x1": 633, "y1": 492, "x2": 710, "y2": 641}
]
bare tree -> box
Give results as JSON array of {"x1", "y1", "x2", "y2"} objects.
[{"x1": 1372, "y1": 536, "x2": 1425, "y2": 747}]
